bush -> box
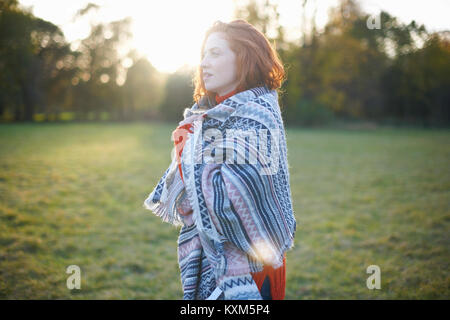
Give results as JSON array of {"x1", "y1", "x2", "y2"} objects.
[{"x1": 286, "y1": 99, "x2": 336, "y2": 126}]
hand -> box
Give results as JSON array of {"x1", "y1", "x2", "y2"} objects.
[{"x1": 176, "y1": 194, "x2": 193, "y2": 216}]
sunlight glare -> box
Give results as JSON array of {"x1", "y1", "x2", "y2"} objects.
[{"x1": 129, "y1": 0, "x2": 234, "y2": 73}]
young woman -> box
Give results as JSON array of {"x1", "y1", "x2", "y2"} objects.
[{"x1": 144, "y1": 20, "x2": 296, "y2": 300}]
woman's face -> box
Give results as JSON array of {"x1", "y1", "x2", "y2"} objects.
[{"x1": 200, "y1": 32, "x2": 239, "y2": 97}]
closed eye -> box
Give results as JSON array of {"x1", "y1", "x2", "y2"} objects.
[{"x1": 202, "y1": 49, "x2": 221, "y2": 58}]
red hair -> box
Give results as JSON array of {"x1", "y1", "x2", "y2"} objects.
[{"x1": 193, "y1": 19, "x2": 285, "y2": 104}]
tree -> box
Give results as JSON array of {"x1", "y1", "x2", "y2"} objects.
[
  {"x1": 383, "y1": 33, "x2": 450, "y2": 126},
  {"x1": 0, "y1": 0, "x2": 75, "y2": 121},
  {"x1": 69, "y1": 3, "x2": 133, "y2": 120},
  {"x1": 159, "y1": 66, "x2": 195, "y2": 122},
  {"x1": 122, "y1": 57, "x2": 164, "y2": 120}
]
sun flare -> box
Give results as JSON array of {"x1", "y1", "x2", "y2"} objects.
[{"x1": 128, "y1": 0, "x2": 235, "y2": 73}]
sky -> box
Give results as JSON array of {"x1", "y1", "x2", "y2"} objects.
[{"x1": 18, "y1": 0, "x2": 450, "y2": 73}]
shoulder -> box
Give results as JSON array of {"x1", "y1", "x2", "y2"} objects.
[{"x1": 230, "y1": 90, "x2": 281, "y2": 130}]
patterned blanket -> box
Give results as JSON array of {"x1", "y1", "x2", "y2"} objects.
[{"x1": 143, "y1": 85, "x2": 296, "y2": 300}]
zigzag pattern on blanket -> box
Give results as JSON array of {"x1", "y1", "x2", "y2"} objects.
[
  {"x1": 177, "y1": 224, "x2": 201, "y2": 298},
  {"x1": 219, "y1": 274, "x2": 262, "y2": 300},
  {"x1": 178, "y1": 224, "x2": 217, "y2": 300}
]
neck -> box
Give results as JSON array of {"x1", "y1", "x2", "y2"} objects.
[{"x1": 215, "y1": 88, "x2": 239, "y2": 104}]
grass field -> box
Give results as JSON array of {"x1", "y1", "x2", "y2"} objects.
[{"x1": 0, "y1": 122, "x2": 448, "y2": 299}]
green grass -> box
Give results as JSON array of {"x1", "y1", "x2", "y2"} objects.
[{"x1": 0, "y1": 122, "x2": 449, "y2": 299}]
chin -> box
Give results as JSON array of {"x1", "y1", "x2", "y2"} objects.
[{"x1": 204, "y1": 85, "x2": 217, "y2": 93}]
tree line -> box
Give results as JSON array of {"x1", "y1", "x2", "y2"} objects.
[{"x1": 0, "y1": 0, "x2": 449, "y2": 126}]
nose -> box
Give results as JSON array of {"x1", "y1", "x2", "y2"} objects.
[{"x1": 200, "y1": 54, "x2": 210, "y2": 70}]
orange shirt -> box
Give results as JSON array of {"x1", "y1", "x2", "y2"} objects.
[
  {"x1": 215, "y1": 88, "x2": 238, "y2": 104},
  {"x1": 250, "y1": 254, "x2": 286, "y2": 300}
]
